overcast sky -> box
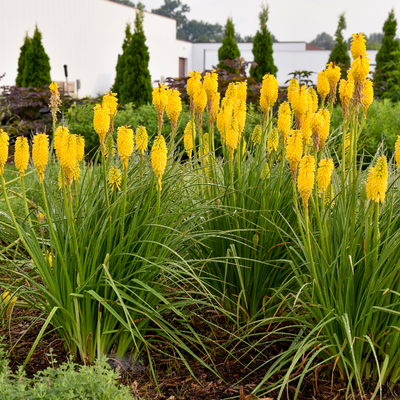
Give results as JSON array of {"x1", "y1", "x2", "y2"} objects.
[{"x1": 144, "y1": 0, "x2": 398, "y2": 42}]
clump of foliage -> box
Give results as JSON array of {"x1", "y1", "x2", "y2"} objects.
[
  {"x1": 0, "y1": 355, "x2": 133, "y2": 399},
  {"x1": 0, "y1": 85, "x2": 93, "y2": 138},
  {"x1": 310, "y1": 32, "x2": 335, "y2": 50},
  {"x1": 374, "y1": 9, "x2": 400, "y2": 97},
  {"x1": 119, "y1": 5, "x2": 152, "y2": 105},
  {"x1": 217, "y1": 18, "x2": 241, "y2": 72},
  {"x1": 21, "y1": 25, "x2": 51, "y2": 88},
  {"x1": 328, "y1": 13, "x2": 350, "y2": 71},
  {"x1": 250, "y1": 3, "x2": 277, "y2": 82}
]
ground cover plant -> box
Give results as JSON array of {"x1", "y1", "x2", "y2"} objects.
[{"x1": 2, "y1": 31, "x2": 400, "y2": 400}]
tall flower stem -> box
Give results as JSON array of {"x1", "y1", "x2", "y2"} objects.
[
  {"x1": 101, "y1": 148, "x2": 110, "y2": 209},
  {"x1": 121, "y1": 168, "x2": 128, "y2": 241},
  {"x1": 20, "y1": 176, "x2": 33, "y2": 229}
]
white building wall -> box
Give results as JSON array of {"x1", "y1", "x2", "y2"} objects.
[
  {"x1": 192, "y1": 42, "x2": 378, "y2": 86},
  {"x1": 0, "y1": 0, "x2": 188, "y2": 97}
]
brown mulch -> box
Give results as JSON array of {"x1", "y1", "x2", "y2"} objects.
[{"x1": 1, "y1": 307, "x2": 400, "y2": 400}]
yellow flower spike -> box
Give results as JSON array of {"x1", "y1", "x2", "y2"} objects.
[
  {"x1": 166, "y1": 89, "x2": 182, "y2": 132},
  {"x1": 395, "y1": 136, "x2": 400, "y2": 169},
  {"x1": 193, "y1": 82, "x2": 207, "y2": 116},
  {"x1": 103, "y1": 91, "x2": 118, "y2": 117},
  {"x1": 307, "y1": 88, "x2": 319, "y2": 113},
  {"x1": 225, "y1": 82, "x2": 238, "y2": 102},
  {"x1": 317, "y1": 70, "x2": 330, "y2": 105},
  {"x1": 260, "y1": 74, "x2": 278, "y2": 110},
  {"x1": 117, "y1": 125, "x2": 134, "y2": 170},
  {"x1": 287, "y1": 78, "x2": 299, "y2": 104},
  {"x1": 309, "y1": 112, "x2": 325, "y2": 151},
  {"x1": 211, "y1": 92, "x2": 220, "y2": 123},
  {"x1": 325, "y1": 62, "x2": 341, "y2": 103},
  {"x1": 366, "y1": 156, "x2": 388, "y2": 203},
  {"x1": 72, "y1": 163, "x2": 80, "y2": 183},
  {"x1": 317, "y1": 158, "x2": 334, "y2": 193},
  {"x1": 351, "y1": 33, "x2": 367, "y2": 60},
  {"x1": 286, "y1": 130, "x2": 303, "y2": 182},
  {"x1": 184, "y1": 120, "x2": 196, "y2": 160},
  {"x1": 216, "y1": 109, "x2": 226, "y2": 145},
  {"x1": 261, "y1": 162, "x2": 270, "y2": 179},
  {"x1": 298, "y1": 155, "x2": 316, "y2": 210},
  {"x1": 76, "y1": 135, "x2": 85, "y2": 163},
  {"x1": 278, "y1": 102, "x2": 292, "y2": 145},
  {"x1": 225, "y1": 116, "x2": 239, "y2": 158},
  {"x1": 233, "y1": 99, "x2": 246, "y2": 138},
  {"x1": 260, "y1": 95, "x2": 269, "y2": 117},
  {"x1": 267, "y1": 127, "x2": 279, "y2": 154},
  {"x1": 49, "y1": 82, "x2": 59, "y2": 95},
  {"x1": 203, "y1": 70, "x2": 218, "y2": 103},
  {"x1": 136, "y1": 126, "x2": 148, "y2": 156},
  {"x1": 187, "y1": 71, "x2": 202, "y2": 98},
  {"x1": 108, "y1": 166, "x2": 122, "y2": 191},
  {"x1": 152, "y1": 84, "x2": 168, "y2": 132},
  {"x1": 301, "y1": 112, "x2": 312, "y2": 145},
  {"x1": 32, "y1": 133, "x2": 49, "y2": 183},
  {"x1": 59, "y1": 132, "x2": 77, "y2": 183},
  {"x1": 291, "y1": 86, "x2": 308, "y2": 129},
  {"x1": 2, "y1": 291, "x2": 17, "y2": 319},
  {"x1": 318, "y1": 108, "x2": 331, "y2": 151},
  {"x1": 54, "y1": 126, "x2": 69, "y2": 161},
  {"x1": 362, "y1": 79, "x2": 374, "y2": 118},
  {"x1": 339, "y1": 77, "x2": 354, "y2": 118},
  {"x1": 93, "y1": 103, "x2": 111, "y2": 146},
  {"x1": 252, "y1": 124, "x2": 262, "y2": 145},
  {"x1": 151, "y1": 134, "x2": 168, "y2": 191},
  {"x1": 351, "y1": 54, "x2": 370, "y2": 82},
  {"x1": 14, "y1": 136, "x2": 29, "y2": 178},
  {"x1": 0, "y1": 129, "x2": 9, "y2": 175},
  {"x1": 237, "y1": 82, "x2": 247, "y2": 102}
]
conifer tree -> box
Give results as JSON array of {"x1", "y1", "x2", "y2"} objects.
[
  {"x1": 218, "y1": 18, "x2": 241, "y2": 72},
  {"x1": 250, "y1": 4, "x2": 277, "y2": 82},
  {"x1": 16, "y1": 33, "x2": 31, "y2": 87},
  {"x1": 328, "y1": 13, "x2": 350, "y2": 68},
  {"x1": 112, "y1": 23, "x2": 132, "y2": 94},
  {"x1": 120, "y1": 5, "x2": 152, "y2": 105},
  {"x1": 22, "y1": 25, "x2": 51, "y2": 88},
  {"x1": 375, "y1": 9, "x2": 400, "y2": 92}
]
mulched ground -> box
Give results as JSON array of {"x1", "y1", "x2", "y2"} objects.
[{"x1": 1, "y1": 307, "x2": 400, "y2": 400}]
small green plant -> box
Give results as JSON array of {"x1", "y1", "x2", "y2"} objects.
[{"x1": 0, "y1": 356, "x2": 134, "y2": 399}]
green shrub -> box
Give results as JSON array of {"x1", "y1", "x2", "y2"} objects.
[
  {"x1": 22, "y1": 25, "x2": 51, "y2": 88},
  {"x1": 0, "y1": 356, "x2": 133, "y2": 399},
  {"x1": 15, "y1": 34, "x2": 31, "y2": 87},
  {"x1": 328, "y1": 13, "x2": 350, "y2": 69},
  {"x1": 218, "y1": 18, "x2": 240, "y2": 72}
]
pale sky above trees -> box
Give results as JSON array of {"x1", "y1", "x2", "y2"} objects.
[{"x1": 145, "y1": 0, "x2": 398, "y2": 43}]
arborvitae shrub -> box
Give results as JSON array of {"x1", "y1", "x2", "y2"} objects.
[
  {"x1": 16, "y1": 33, "x2": 31, "y2": 87},
  {"x1": 328, "y1": 13, "x2": 350, "y2": 70},
  {"x1": 120, "y1": 5, "x2": 152, "y2": 106},
  {"x1": 250, "y1": 4, "x2": 277, "y2": 82},
  {"x1": 22, "y1": 25, "x2": 51, "y2": 88},
  {"x1": 375, "y1": 9, "x2": 400, "y2": 95},
  {"x1": 112, "y1": 23, "x2": 132, "y2": 94},
  {"x1": 218, "y1": 18, "x2": 241, "y2": 72}
]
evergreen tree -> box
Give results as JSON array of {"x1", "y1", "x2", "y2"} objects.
[
  {"x1": 120, "y1": 5, "x2": 152, "y2": 105},
  {"x1": 328, "y1": 13, "x2": 350, "y2": 68},
  {"x1": 250, "y1": 4, "x2": 277, "y2": 82},
  {"x1": 112, "y1": 23, "x2": 132, "y2": 94},
  {"x1": 375, "y1": 9, "x2": 400, "y2": 92},
  {"x1": 22, "y1": 25, "x2": 51, "y2": 88},
  {"x1": 217, "y1": 18, "x2": 241, "y2": 72},
  {"x1": 16, "y1": 33, "x2": 31, "y2": 86}
]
